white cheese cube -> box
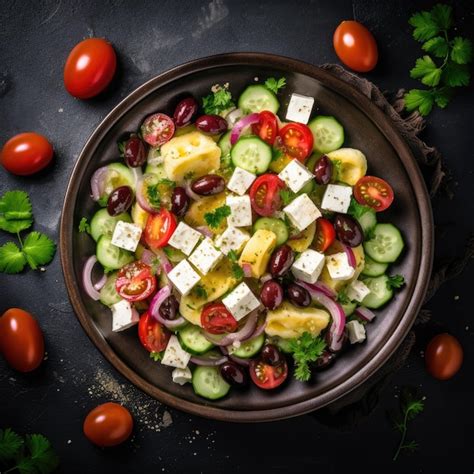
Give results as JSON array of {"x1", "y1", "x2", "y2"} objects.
[
  {"x1": 168, "y1": 222, "x2": 201, "y2": 256},
  {"x1": 346, "y1": 280, "x2": 371, "y2": 303},
  {"x1": 321, "y1": 184, "x2": 353, "y2": 214},
  {"x1": 346, "y1": 320, "x2": 366, "y2": 344},
  {"x1": 291, "y1": 249, "x2": 325, "y2": 284},
  {"x1": 111, "y1": 221, "x2": 142, "y2": 252},
  {"x1": 283, "y1": 193, "x2": 321, "y2": 232},
  {"x1": 285, "y1": 93, "x2": 315, "y2": 124},
  {"x1": 326, "y1": 252, "x2": 356, "y2": 281},
  {"x1": 227, "y1": 167, "x2": 256, "y2": 196},
  {"x1": 167, "y1": 259, "x2": 201, "y2": 295},
  {"x1": 222, "y1": 282, "x2": 260, "y2": 321},
  {"x1": 226, "y1": 195, "x2": 252, "y2": 227},
  {"x1": 188, "y1": 238, "x2": 223, "y2": 275},
  {"x1": 214, "y1": 226, "x2": 250, "y2": 255},
  {"x1": 278, "y1": 159, "x2": 314, "y2": 193},
  {"x1": 172, "y1": 367, "x2": 192, "y2": 385},
  {"x1": 161, "y1": 335, "x2": 192, "y2": 368},
  {"x1": 111, "y1": 299, "x2": 139, "y2": 332}
]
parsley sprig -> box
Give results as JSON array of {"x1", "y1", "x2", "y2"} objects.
[
  {"x1": 202, "y1": 85, "x2": 235, "y2": 115},
  {"x1": 405, "y1": 4, "x2": 472, "y2": 116},
  {"x1": 204, "y1": 205, "x2": 231, "y2": 229},
  {"x1": 387, "y1": 274, "x2": 406, "y2": 289},
  {"x1": 264, "y1": 77, "x2": 286, "y2": 94},
  {"x1": 227, "y1": 250, "x2": 244, "y2": 280},
  {"x1": 288, "y1": 332, "x2": 326, "y2": 382},
  {"x1": 78, "y1": 217, "x2": 91, "y2": 235}
]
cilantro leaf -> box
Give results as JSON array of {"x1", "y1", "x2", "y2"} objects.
[
  {"x1": 387, "y1": 274, "x2": 406, "y2": 290},
  {"x1": 22, "y1": 231, "x2": 56, "y2": 270},
  {"x1": 0, "y1": 428, "x2": 23, "y2": 462},
  {"x1": 336, "y1": 289, "x2": 350, "y2": 305},
  {"x1": 430, "y1": 3, "x2": 453, "y2": 30},
  {"x1": 288, "y1": 332, "x2": 326, "y2": 382},
  {"x1": 433, "y1": 87, "x2": 452, "y2": 108},
  {"x1": 409, "y1": 10, "x2": 439, "y2": 42},
  {"x1": 450, "y1": 37, "x2": 473, "y2": 65},
  {"x1": 0, "y1": 190, "x2": 33, "y2": 234},
  {"x1": 231, "y1": 262, "x2": 244, "y2": 280},
  {"x1": 0, "y1": 241, "x2": 26, "y2": 274},
  {"x1": 264, "y1": 77, "x2": 286, "y2": 94},
  {"x1": 150, "y1": 351, "x2": 163, "y2": 362},
  {"x1": 404, "y1": 89, "x2": 434, "y2": 116},
  {"x1": 410, "y1": 56, "x2": 442, "y2": 87},
  {"x1": 204, "y1": 205, "x2": 231, "y2": 229},
  {"x1": 279, "y1": 188, "x2": 297, "y2": 206},
  {"x1": 347, "y1": 198, "x2": 373, "y2": 220},
  {"x1": 202, "y1": 86, "x2": 234, "y2": 115},
  {"x1": 227, "y1": 250, "x2": 238, "y2": 262},
  {"x1": 147, "y1": 184, "x2": 161, "y2": 208},
  {"x1": 23, "y1": 434, "x2": 59, "y2": 474},
  {"x1": 421, "y1": 36, "x2": 449, "y2": 58},
  {"x1": 442, "y1": 61, "x2": 470, "y2": 87},
  {"x1": 78, "y1": 217, "x2": 91, "y2": 234},
  {"x1": 193, "y1": 284, "x2": 208, "y2": 299}
]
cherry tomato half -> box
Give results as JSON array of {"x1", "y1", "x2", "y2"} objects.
[
  {"x1": 115, "y1": 261, "x2": 156, "y2": 302},
  {"x1": 201, "y1": 303, "x2": 238, "y2": 335},
  {"x1": 354, "y1": 176, "x2": 394, "y2": 212},
  {"x1": 138, "y1": 311, "x2": 171, "y2": 353},
  {"x1": 252, "y1": 111, "x2": 279, "y2": 145},
  {"x1": 278, "y1": 123, "x2": 314, "y2": 163},
  {"x1": 425, "y1": 333, "x2": 463, "y2": 380},
  {"x1": 314, "y1": 217, "x2": 336, "y2": 252},
  {"x1": 144, "y1": 209, "x2": 177, "y2": 249},
  {"x1": 333, "y1": 20, "x2": 378, "y2": 73},
  {"x1": 64, "y1": 38, "x2": 117, "y2": 99},
  {"x1": 0, "y1": 308, "x2": 44, "y2": 372},
  {"x1": 83, "y1": 402, "x2": 133, "y2": 447},
  {"x1": 249, "y1": 358, "x2": 288, "y2": 390},
  {"x1": 0, "y1": 133, "x2": 53, "y2": 176},
  {"x1": 249, "y1": 174, "x2": 285, "y2": 217},
  {"x1": 141, "y1": 113, "x2": 175, "y2": 147}
]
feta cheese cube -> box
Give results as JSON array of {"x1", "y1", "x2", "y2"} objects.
[
  {"x1": 326, "y1": 252, "x2": 356, "y2": 281},
  {"x1": 222, "y1": 282, "x2": 260, "y2": 321},
  {"x1": 321, "y1": 184, "x2": 353, "y2": 214},
  {"x1": 188, "y1": 238, "x2": 223, "y2": 275},
  {"x1": 346, "y1": 280, "x2": 371, "y2": 303},
  {"x1": 227, "y1": 167, "x2": 256, "y2": 196},
  {"x1": 161, "y1": 335, "x2": 191, "y2": 368},
  {"x1": 291, "y1": 249, "x2": 325, "y2": 284},
  {"x1": 214, "y1": 226, "x2": 250, "y2": 255},
  {"x1": 168, "y1": 222, "x2": 201, "y2": 256},
  {"x1": 111, "y1": 299, "x2": 139, "y2": 332},
  {"x1": 172, "y1": 367, "x2": 192, "y2": 385},
  {"x1": 346, "y1": 320, "x2": 366, "y2": 344},
  {"x1": 226, "y1": 195, "x2": 252, "y2": 227},
  {"x1": 111, "y1": 221, "x2": 142, "y2": 252},
  {"x1": 167, "y1": 259, "x2": 201, "y2": 295},
  {"x1": 283, "y1": 193, "x2": 321, "y2": 232},
  {"x1": 278, "y1": 159, "x2": 314, "y2": 193},
  {"x1": 285, "y1": 93, "x2": 315, "y2": 124}
]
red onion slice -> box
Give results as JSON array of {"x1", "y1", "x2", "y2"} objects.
[
  {"x1": 149, "y1": 285, "x2": 186, "y2": 329},
  {"x1": 297, "y1": 281, "x2": 336, "y2": 299},
  {"x1": 153, "y1": 248, "x2": 173, "y2": 274},
  {"x1": 242, "y1": 263, "x2": 252, "y2": 278},
  {"x1": 230, "y1": 113, "x2": 260, "y2": 145},
  {"x1": 90, "y1": 166, "x2": 110, "y2": 201},
  {"x1": 140, "y1": 249, "x2": 156, "y2": 266},
  {"x1": 93, "y1": 274, "x2": 107, "y2": 291},
  {"x1": 196, "y1": 226, "x2": 213, "y2": 238},
  {"x1": 130, "y1": 166, "x2": 143, "y2": 188},
  {"x1": 190, "y1": 355, "x2": 228, "y2": 366},
  {"x1": 354, "y1": 306, "x2": 376, "y2": 322},
  {"x1": 82, "y1": 256, "x2": 101, "y2": 300},
  {"x1": 242, "y1": 321, "x2": 266, "y2": 342},
  {"x1": 203, "y1": 310, "x2": 258, "y2": 346},
  {"x1": 229, "y1": 354, "x2": 251, "y2": 367},
  {"x1": 343, "y1": 244, "x2": 357, "y2": 269},
  {"x1": 136, "y1": 178, "x2": 157, "y2": 214}
]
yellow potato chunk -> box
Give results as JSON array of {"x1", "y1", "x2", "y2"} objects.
[
  {"x1": 131, "y1": 203, "x2": 149, "y2": 229},
  {"x1": 239, "y1": 229, "x2": 277, "y2": 278},
  {"x1": 184, "y1": 192, "x2": 227, "y2": 235},
  {"x1": 327, "y1": 148, "x2": 367, "y2": 185},
  {"x1": 287, "y1": 222, "x2": 316, "y2": 253}
]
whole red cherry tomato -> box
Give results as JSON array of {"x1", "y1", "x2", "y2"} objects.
[{"x1": 425, "y1": 333, "x2": 463, "y2": 380}]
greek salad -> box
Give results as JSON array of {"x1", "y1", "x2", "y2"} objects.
[{"x1": 80, "y1": 77, "x2": 405, "y2": 400}]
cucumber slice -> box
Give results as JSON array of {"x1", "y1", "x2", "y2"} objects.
[
  {"x1": 253, "y1": 217, "x2": 289, "y2": 245},
  {"x1": 231, "y1": 136, "x2": 272, "y2": 174},
  {"x1": 238, "y1": 85, "x2": 279, "y2": 114},
  {"x1": 357, "y1": 210, "x2": 377, "y2": 237},
  {"x1": 305, "y1": 153, "x2": 322, "y2": 173},
  {"x1": 341, "y1": 300, "x2": 357, "y2": 316},
  {"x1": 96, "y1": 235, "x2": 134, "y2": 270},
  {"x1": 103, "y1": 163, "x2": 135, "y2": 196},
  {"x1": 192, "y1": 366, "x2": 230, "y2": 400},
  {"x1": 178, "y1": 325, "x2": 215, "y2": 355},
  {"x1": 364, "y1": 223, "x2": 404, "y2": 263},
  {"x1": 361, "y1": 255, "x2": 389, "y2": 277},
  {"x1": 231, "y1": 333, "x2": 265, "y2": 358},
  {"x1": 99, "y1": 272, "x2": 121, "y2": 306},
  {"x1": 299, "y1": 179, "x2": 315, "y2": 195},
  {"x1": 163, "y1": 246, "x2": 186, "y2": 263},
  {"x1": 308, "y1": 116, "x2": 345, "y2": 153},
  {"x1": 145, "y1": 163, "x2": 167, "y2": 179},
  {"x1": 90, "y1": 208, "x2": 132, "y2": 242},
  {"x1": 361, "y1": 275, "x2": 393, "y2": 309},
  {"x1": 266, "y1": 336, "x2": 293, "y2": 354},
  {"x1": 218, "y1": 130, "x2": 232, "y2": 157}
]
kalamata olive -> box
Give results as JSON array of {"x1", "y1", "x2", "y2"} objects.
[
  {"x1": 260, "y1": 280, "x2": 284, "y2": 310},
  {"x1": 269, "y1": 245, "x2": 295, "y2": 278},
  {"x1": 313, "y1": 154, "x2": 332, "y2": 185},
  {"x1": 173, "y1": 97, "x2": 198, "y2": 128},
  {"x1": 171, "y1": 186, "x2": 190, "y2": 217},
  {"x1": 334, "y1": 214, "x2": 363, "y2": 247},
  {"x1": 195, "y1": 114, "x2": 228, "y2": 135},
  {"x1": 191, "y1": 174, "x2": 225, "y2": 196},
  {"x1": 286, "y1": 283, "x2": 311, "y2": 307},
  {"x1": 107, "y1": 186, "x2": 133, "y2": 216},
  {"x1": 261, "y1": 344, "x2": 283, "y2": 366},
  {"x1": 124, "y1": 136, "x2": 147, "y2": 167},
  {"x1": 314, "y1": 350, "x2": 336, "y2": 370},
  {"x1": 220, "y1": 361, "x2": 248, "y2": 386},
  {"x1": 159, "y1": 295, "x2": 179, "y2": 320}
]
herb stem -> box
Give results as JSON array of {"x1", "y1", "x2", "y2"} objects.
[
  {"x1": 393, "y1": 408, "x2": 410, "y2": 461},
  {"x1": 4, "y1": 466, "x2": 19, "y2": 474}
]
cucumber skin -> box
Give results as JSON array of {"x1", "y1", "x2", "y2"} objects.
[
  {"x1": 232, "y1": 334, "x2": 265, "y2": 358},
  {"x1": 90, "y1": 209, "x2": 132, "y2": 242},
  {"x1": 253, "y1": 218, "x2": 289, "y2": 246},
  {"x1": 238, "y1": 85, "x2": 280, "y2": 114},
  {"x1": 231, "y1": 136, "x2": 272, "y2": 174},
  {"x1": 99, "y1": 273, "x2": 121, "y2": 306},
  {"x1": 364, "y1": 223, "x2": 405, "y2": 264},
  {"x1": 361, "y1": 275, "x2": 393, "y2": 309},
  {"x1": 192, "y1": 366, "x2": 230, "y2": 400},
  {"x1": 308, "y1": 116, "x2": 344, "y2": 153},
  {"x1": 178, "y1": 326, "x2": 215, "y2": 356},
  {"x1": 96, "y1": 235, "x2": 134, "y2": 270}
]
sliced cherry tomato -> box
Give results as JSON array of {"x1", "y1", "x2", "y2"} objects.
[
  {"x1": 354, "y1": 176, "x2": 394, "y2": 212},
  {"x1": 141, "y1": 113, "x2": 175, "y2": 146},
  {"x1": 138, "y1": 311, "x2": 171, "y2": 353},
  {"x1": 425, "y1": 333, "x2": 463, "y2": 380},
  {"x1": 249, "y1": 174, "x2": 285, "y2": 217},
  {"x1": 144, "y1": 209, "x2": 177, "y2": 249},
  {"x1": 252, "y1": 111, "x2": 279, "y2": 145},
  {"x1": 249, "y1": 358, "x2": 288, "y2": 390},
  {"x1": 278, "y1": 123, "x2": 314, "y2": 163},
  {"x1": 115, "y1": 261, "x2": 156, "y2": 302},
  {"x1": 314, "y1": 217, "x2": 336, "y2": 253},
  {"x1": 201, "y1": 303, "x2": 238, "y2": 335}
]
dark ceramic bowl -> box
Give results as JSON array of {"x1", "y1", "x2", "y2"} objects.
[{"x1": 60, "y1": 53, "x2": 433, "y2": 422}]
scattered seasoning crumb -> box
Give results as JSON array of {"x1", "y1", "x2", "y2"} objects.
[
  {"x1": 67, "y1": 440, "x2": 72, "y2": 445},
  {"x1": 454, "y1": 295, "x2": 460, "y2": 300},
  {"x1": 254, "y1": 76, "x2": 259, "y2": 81},
  {"x1": 466, "y1": 326, "x2": 469, "y2": 331},
  {"x1": 58, "y1": 108, "x2": 64, "y2": 113}
]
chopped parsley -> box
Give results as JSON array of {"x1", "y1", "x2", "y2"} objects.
[
  {"x1": 227, "y1": 250, "x2": 238, "y2": 262},
  {"x1": 280, "y1": 188, "x2": 297, "y2": 206},
  {"x1": 387, "y1": 274, "x2": 406, "y2": 289},
  {"x1": 202, "y1": 86, "x2": 235, "y2": 115},
  {"x1": 231, "y1": 262, "x2": 244, "y2": 280},
  {"x1": 336, "y1": 289, "x2": 351, "y2": 305},
  {"x1": 264, "y1": 77, "x2": 286, "y2": 94},
  {"x1": 149, "y1": 351, "x2": 164, "y2": 362},
  {"x1": 193, "y1": 285, "x2": 208, "y2": 299},
  {"x1": 288, "y1": 332, "x2": 326, "y2": 382},
  {"x1": 204, "y1": 205, "x2": 231, "y2": 229},
  {"x1": 78, "y1": 217, "x2": 91, "y2": 234}
]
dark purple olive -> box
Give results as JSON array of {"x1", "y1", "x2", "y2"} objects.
[
  {"x1": 261, "y1": 344, "x2": 283, "y2": 366},
  {"x1": 107, "y1": 186, "x2": 133, "y2": 216},
  {"x1": 171, "y1": 186, "x2": 190, "y2": 217},
  {"x1": 159, "y1": 295, "x2": 179, "y2": 320},
  {"x1": 269, "y1": 245, "x2": 295, "y2": 278},
  {"x1": 173, "y1": 97, "x2": 198, "y2": 128},
  {"x1": 195, "y1": 114, "x2": 228, "y2": 135},
  {"x1": 286, "y1": 283, "x2": 311, "y2": 307},
  {"x1": 314, "y1": 350, "x2": 336, "y2": 370},
  {"x1": 334, "y1": 214, "x2": 363, "y2": 247},
  {"x1": 220, "y1": 361, "x2": 248, "y2": 386},
  {"x1": 313, "y1": 154, "x2": 332, "y2": 185},
  {"x1": 260, "y1": 280, "x2": 284, "y2": 310},
  {"x1": 191, "y1": 174, "x2": 225, "y2": 196},
  {"x1": 124, "y1": 136, "x2": 147, "y2": 167}
]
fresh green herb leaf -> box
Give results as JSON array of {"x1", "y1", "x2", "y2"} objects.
[
  {"x1": 0, "y1": 190, "x2": 33, "y2": 234},
  {"x1": 147, "y1": 184, "x2": 161, "y2": 208},
  {"x1": 433, "y1": 87, "x2": 452, "y2": 108},
  {"x1": 22, "y1": 232, "x2": 56, "y2": 270},
  {"x1": 347, "y1": 198, "x2": 373, "y2": 220},
  {"x1": 279, "y1": 189, "x2": 297, "y2": 206},
  {"x1": 288, "y1": 332, "x2": 326, "y2": 382},
  {"x1": 193, "y1": 284, "x2": 208, "y2": 299},
  {"x1": 0, "y1": 428, "x2": 23, "y2": 462},
  {"x1": 404, "y1": 89, "x2": 435, "y2": 116},
  {"x1": 23, "y1": 434, "x2": 59, "y2": 474},
  {"x1": 331, "y1": 158, "x2": 343, "y2": 181},
  {"x1": 336, "y1": 289, "x2": 350, "y2": 305},
  {"x1": 410, "y1": 56, "x2": 442, "y2": 87},
  {"x1": 231, "y1": 262, "x2": 244, "y2": 280},
  {"x1": 204, "y1": 205, "x2": 231, "y2": 229},
  {"x1": 78, "y1": 217, "x2": 91, "y2": 234},
  {"x1": 271, "y1": 147, "x2": 284, "y2": 163},
  {"x1": 0, "y1": 241, "x2": 26, "y2": 274},
  {"x1": 150, "y1": 351, "x2": 163, "y2": 362},
  {"x1": 422, "y1": 36, "x2": 449, "y2": 58},
  {"x1": 158, "y1": 178, "x2": 176, "y2": 188},
  {"x1": 264, "y1": 77, "x2": 286, "y2": 94},
  {"x1": 408, "y1": 10, "x2": 439, "y2": 42},
  {"x1": 183, "y1": 171, "x2": 196, "y2": 181},
  {"x1": 442, "y1": 61, "x2": 470, "y2": 87},
  {"x1": 430, "y1": 3, "x2": 453, "y2": 30},
  {"x1": 387, "y1": 274, "x2": 406, "y2": 289},
  {"x1": 450, "y1": 36, "x2": 473, "y2": 65},
  {"x1": 117, "y1": 140, "x2": 126, "y2": 157},
  {"x1": 227, "y1": 250, "x2": 238, "y2": 262},
  {"x1": 202, "y1": 86, "x2": 235, "y2": 115}
]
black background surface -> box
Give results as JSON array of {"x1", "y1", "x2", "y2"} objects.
[{"x1": 1, "y1": 0, "x2": 473, "y2": 472}]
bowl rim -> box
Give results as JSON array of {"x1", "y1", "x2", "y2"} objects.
[{"x1": 60, "y1": 52, "x2": 433, "y2": 422}]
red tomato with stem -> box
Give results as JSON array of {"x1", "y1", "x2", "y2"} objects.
[
  {"x1": 138, "y1": 312, "x2": 171, "y2": 353},
  {"x1": 144, "y1": 209, "x2": 177, "y2": 249},
  {"x1": 252, "y1": 111, "x2": 279, "y2": 145},
  {"x1": 141, "y1": 113, "x2": 175, "y2": 146},
  {"x1": 249, "y1": 358, "x2": 288, "y2": 389},
  {"x1": 314, "y1": 217, "x2": 336, "y2": 252},
  {"x1": 354, "y1": 176, "x2": 394, "y2": 212},
  {"x1": 201, "y1": 303, "x2": 238, "y2": 335},
  {"x1": 249, "y1": 174, "x2": 285, "y2": 217},
  {"x1": 115, "y1": 261, "x2": 156, "y2": 302},
  {"x1": 425, "y1": 333, "x2": 463, "y2": 380},
  {"x1": 278, "y1": 123, "x2": 313, "y2": 162}
]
